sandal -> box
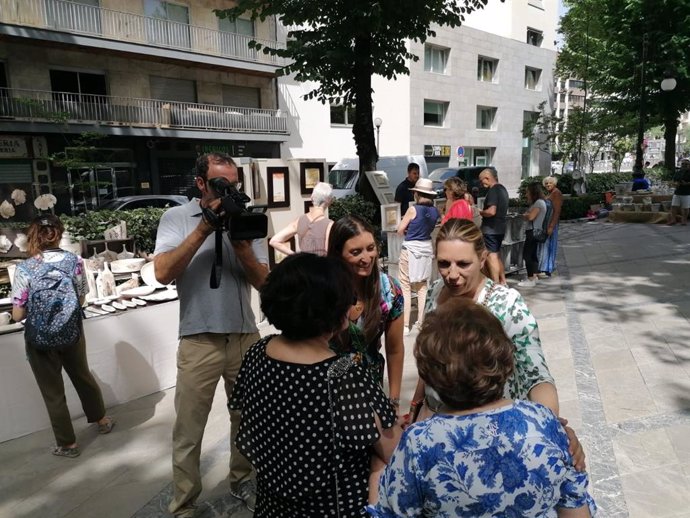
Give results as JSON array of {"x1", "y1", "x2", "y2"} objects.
[
  {"x1": 52, "y1": 445, "x2": 80, "y2": 458},
  {"x1": 97, "y1": 416, "x2": 116, "y2": 434}
]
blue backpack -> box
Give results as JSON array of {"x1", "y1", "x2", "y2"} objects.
[{"x1": 21, "y1": 253, "x2": 83, "y2": 350}]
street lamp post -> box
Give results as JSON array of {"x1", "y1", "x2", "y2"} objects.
[
  {"x1": 374, "y1": 117, "x2": 382, "y2": 158},
  {"x1": 661, "y1": 69, "x2": 678, "y2": 171}
]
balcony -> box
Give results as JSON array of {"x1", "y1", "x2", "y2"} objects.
[
  {"x1": 0, "y1": 88, "x2": 289, "y2": 135},
  {"x1": 0, "y1": 0, "x2": 286, "y2": 71}
]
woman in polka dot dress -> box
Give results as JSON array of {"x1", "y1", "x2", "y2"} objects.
[{"x1": 230, "y1": 253, "x2": 400, "y2": 517}]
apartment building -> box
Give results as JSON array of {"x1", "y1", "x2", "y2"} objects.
[
  {"x1": 0, "y1": 0, "x2": 287, "y2": 214},
  {"x1": 281, "y1": 0, "x2": 559, "y2": 191}
]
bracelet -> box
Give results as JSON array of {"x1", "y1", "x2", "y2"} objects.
[{"x1": 389, "y1": 398, "x2": 401, "y2": 407}]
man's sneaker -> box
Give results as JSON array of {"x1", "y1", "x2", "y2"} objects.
[
  {"x1": 230, "y1": 479, "x2": 256, "y2": 512},
  {"x1": 518, "y1": 278, "x2": 537, "y2": 288}
]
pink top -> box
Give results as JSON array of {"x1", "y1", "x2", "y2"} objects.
[{"x1": 441, "y1": 199, "x2": 473, "y2": 224}]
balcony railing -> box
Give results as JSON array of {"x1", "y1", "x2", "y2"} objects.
[
  {"x1": 0, "y1": 88, "x2": 288, "y2": 134},
  {"x1": 0, "y1": 0, "x2": 286, "y2": 66}
]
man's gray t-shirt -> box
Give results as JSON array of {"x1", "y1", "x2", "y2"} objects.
[
  {"x1": 480, "y1": 183, "x2": 510, "y2": 235},
  {"x1": 154, "y1": 200, "x2": 268, "y2": 337}
]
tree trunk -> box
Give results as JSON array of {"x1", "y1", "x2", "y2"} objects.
[
  {"x1": 352, "y1": 34, "x2": 379, "y2": 215},
  {"x1": 664, "y1": 111, "x2": 678, "y2": 172}
]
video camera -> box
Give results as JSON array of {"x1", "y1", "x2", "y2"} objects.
[{"x1": 204, "y1": 177, "x2": 268, "y2": 240}]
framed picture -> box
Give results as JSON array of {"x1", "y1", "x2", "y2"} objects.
[
  {"x1": 268, "y1": 236, "x2": 295, "y2": 268},
  {"x1": 236, "y1": 166, "x2": 245, "y2": 193},
  {"x1": 267, "y1": 166, "x2": 290, "y2": 208},
  {"x1": 382, "y1": 191, "x2": 396, "y2": 204},
  {"x1": 380, "y1": 203, "x2": 401, "y2": 232},
  {"x1": 300, "y1": 162, "x2": 324, "y2": 195},
  {"x1": 251, "y1": 162, "x2": 261, "y2": 199},
  {"x1": 304, "y1": 200, "x2": 313, "y2": 213},
  {"x1": 365, "y1": 170, "x2": 390, "y2": 189}
]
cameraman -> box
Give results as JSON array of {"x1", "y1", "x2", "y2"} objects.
[{"x1": 154, "y1": 153, "x2": 268, "y2": 517}]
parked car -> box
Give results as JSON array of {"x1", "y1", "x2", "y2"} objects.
[
  {"x1": 428, "y1": 165, "x2": 497, "y2": 200},
  {"x1": 99, "y1": 195, "x2": 189, "y2": 211}
]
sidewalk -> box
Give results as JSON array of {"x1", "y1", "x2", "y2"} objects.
[{"x1": 1, "y1": 220, "x2": 689, "y2": 518}]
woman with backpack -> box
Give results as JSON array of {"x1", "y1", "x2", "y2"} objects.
[{"x1": 11, "y1": 215, "x2": 114, "y2": 458}]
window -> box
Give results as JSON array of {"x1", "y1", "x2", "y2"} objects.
[
  {"x1": 149, "y1": 76, "x2": 196, "y2": 102},
  {"x1": 0, "y1": 62, "x2": 7, "y2": 89},
  {"x1": 219, "y1": 16, "x2": 255, "y2": 37},
  {"x1": 525, "y1": 67, "x2": 542, "y2": 90},
  {"x1": 473, "y1": 148, "x2": 493, "y2": 166},
  {"x1": 49, "y1": 69, "x2": 107, "y2": 104},
  {"x1": 569, "y1": 79, "x2": 585, "y2": 90},
  {"x1": 218, "y1": 16, "x2": 256, "y2": 58},
  {"x1": 527, "y1": 28, "x2": 543, "y2": 47},
  {"x1": 145, "y1": 0, "x2": 190, "y2": 48},
  {"x1": 476, "y1": 106, "x2": 497, "y2": 130},
  {"x1": 424, "y1": 45, "x2": 449, "y2": 74},
  {"x1": 528, "y1": 0, "x2": 544, "y2": 9},
  {"x1": 46, "y1": 0, "x2": 101, "y2": 34},
  {"x1": 424, "y1": 100, "x2": 448, "y2": 127},
  {"x1": 330, "y1": 104, "x2": 355, "y2": 125},
  {"x1": 222, "y1": 85, "x2": 261, "y2": 109},
  {"x1": 477, "y1": 56, "x2": 498, "y2": 82}
]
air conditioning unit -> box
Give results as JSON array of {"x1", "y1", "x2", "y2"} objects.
[{"x1": 32, "y1": 159, "x2": 52, "y2": 197}]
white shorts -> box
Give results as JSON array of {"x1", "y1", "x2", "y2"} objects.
[{"x1": 671, "y1": 195, "x2": 690, "y2": 209}]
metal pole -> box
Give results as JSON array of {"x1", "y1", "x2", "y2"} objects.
[
  {"x1": 634, "y1": 33, "x2": 649, "y2": 172},
  {"x1": 375, "y1": 126, "x2": 380, "y2": 156}
]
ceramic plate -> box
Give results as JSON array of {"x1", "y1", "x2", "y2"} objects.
[
  {"x1": 111, "y1": 301, "x2": 126, "y2": 311},
  {"x1": 100, "y1": 304, "x2": 116, "y2": 313},
  {"x1": 131, "y1": 298, "x2": 147, "y2": 306},
  {"x1": 110, "y1": 258, "x2": 146, "y2": 273},
  {"x1": 140, "y1": 262, "x2": 169, "y2": 288},
  {"x1": 140, "y1": 289, "x2": 178, "y2": 302},
  {"x1": 121, "y1": 299, "x2": 137, "y2": 308},
  {"x1": 0, "y1": 322, "x2": 23, "y2": 334},
  {"x1": 120, "y1": 286, "x2": 156, "y2": 298}
]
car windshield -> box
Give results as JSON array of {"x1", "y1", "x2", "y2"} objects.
[
  {"x1": 328, "y1": 169, "x2": 358, "y2": 190},
  {"x1": 99, "y1": 200, "x2": 120, "y2": 210}
]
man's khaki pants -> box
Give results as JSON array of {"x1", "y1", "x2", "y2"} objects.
[{"x1": 169, "y1": 332, "x2": 259, "y2": 515}]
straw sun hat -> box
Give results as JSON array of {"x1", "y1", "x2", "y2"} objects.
[{"x1": 409, "y1": 178, "x2": 437, "y2": 196}]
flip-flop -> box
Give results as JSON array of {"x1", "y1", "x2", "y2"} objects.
[
  {"x1": 97, "y1": 416, "x2": 116, "y2": 434},
  {"x1": 52, "y1": 445, "x2": 80, "y2": 458}
]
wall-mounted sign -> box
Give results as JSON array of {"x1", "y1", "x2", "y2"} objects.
[
  {"x1": 424, "y1": 144, "x2": 451, "y2": 158},
  {"x1": 32, "y1": 137, "x2": 49, "y2": 158},
  {"x1": 0, "y1": 136, "x2": 28, "y2": 158}
]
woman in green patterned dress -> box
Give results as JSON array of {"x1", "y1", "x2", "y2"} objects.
[{"x1": 409, "y1": 218, "x2": 559, "y2": 417}]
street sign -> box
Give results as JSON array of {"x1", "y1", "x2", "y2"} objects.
[{"x1": 457, "y1": 146, "x2": 465, "y2": 158}]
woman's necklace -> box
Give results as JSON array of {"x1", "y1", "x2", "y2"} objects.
[{"x1": 349, "y1": 297, "x2": 364, "y2": 322}]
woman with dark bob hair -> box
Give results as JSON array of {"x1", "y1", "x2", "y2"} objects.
[
  {"x1": 369, "y1": 298, "x2": 596, "y2": 517},
  {"x1": 229, "y1": 253, "x2": 400, "y2": 517}
]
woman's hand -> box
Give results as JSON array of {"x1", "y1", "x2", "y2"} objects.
[{"x1": 559, "y1": 417, "x2": 586, "y2": 472}]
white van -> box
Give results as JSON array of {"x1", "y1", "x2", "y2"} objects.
[{"x1": 328, "y1": 155, "x2": 428, "y2": 199}]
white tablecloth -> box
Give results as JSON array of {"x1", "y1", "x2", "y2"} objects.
[{"x1": 0, "y1": 301, "x2": 180, "y2": 443}]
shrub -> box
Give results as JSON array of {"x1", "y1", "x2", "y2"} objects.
[
  {"x1": 584, "y1": 172, "x2": 631, "y2": 193},
  {"x1": 329, "y1": 194, "x2": 378, "y2": 226},
  {"x1": 560, "y1": 193, "x2": 603, "y2": 220},
  {"x1": 61, "y1": 208, "x2": 167, "y2": 254},
  {"x1": 517, "y1": 174, "x2": 574, "y2": 203}
]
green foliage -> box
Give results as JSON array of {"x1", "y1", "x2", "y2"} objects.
[
  {"x1": 561, "y1": 194, "x2": 604, "y2": 220},
  {"x1": 559, "y1": 0, "x2": 690, "y2": 141},
  {"x1": 517, "y1": 176, "x2": 545, "y2": 203},
  {"x1": 215, "y1": 0, "x2": 501, "y2": 177},
  {"x1": 61, "y1": 208, "x2": 167, "y2": 254},
  {"x1": 329, "y1": 194, "x2": 378, "y2": 226},
  {"x1": 517, "y1": 174, "x2": 574, "y2": 203},
  {"x1": 584, "y1": 172, "x2": 634, "y2": 193}
]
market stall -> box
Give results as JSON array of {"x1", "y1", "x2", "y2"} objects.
[
  {"x1": 608, "y1": 192, "x2": 672, "y2": 224},
  {"x1": 0, "y1": 298, "x2": 180, "y2": 443}
]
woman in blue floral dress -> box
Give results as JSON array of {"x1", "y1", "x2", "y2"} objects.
[
  {"x1": 328, "y1": 215, "x2": 405, "y2": 411},
  {"x1": 369, "y1": 298, "x2": 596, "y2": 517}
]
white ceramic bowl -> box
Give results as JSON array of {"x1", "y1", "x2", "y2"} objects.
[
  {"x1": 140, "y1": 261, "x2": 169, "y2": 288},
  {"x1": 120, "y1": 286, "x2": 156, "y2": 298}
]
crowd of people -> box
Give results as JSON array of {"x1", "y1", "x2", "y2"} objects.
[{"x1": 12, "y1": 153, "x2": 593, "y2": 517}]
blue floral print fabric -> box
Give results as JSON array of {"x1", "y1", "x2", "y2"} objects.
[{"x1": 368, "y1": 400, "x2": 596, "y2": 517}]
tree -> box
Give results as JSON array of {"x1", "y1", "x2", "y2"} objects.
[
  {"x1": 216, "y1": 0, "x2": 502, "y2": 202},
  {"x1": 558, "y1": 0, "x2": 690, "y2": 172}
]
